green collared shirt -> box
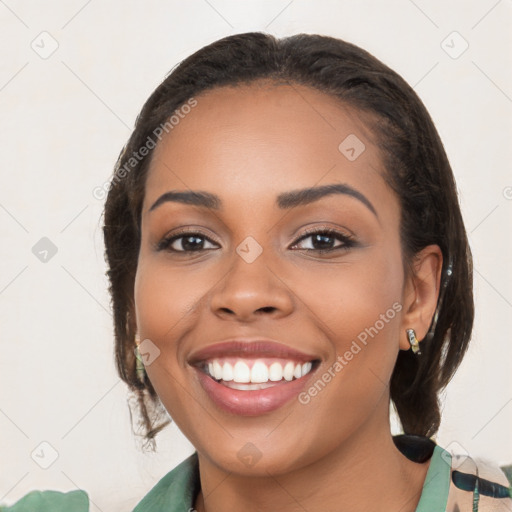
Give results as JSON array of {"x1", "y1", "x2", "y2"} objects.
[
  {"x1": 131, "y1": 442, "x2": 452, "y2": 511},
  {"x1": 2, "y1": 436, "x2": 511, "y2": 511},
  {"x1": 130, "y1": 435, "x2": 512, "y2": 511}
]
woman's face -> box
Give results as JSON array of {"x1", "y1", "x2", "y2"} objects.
[{"x1": 134, "y1": 83, "x2": 417, "y2": 475}]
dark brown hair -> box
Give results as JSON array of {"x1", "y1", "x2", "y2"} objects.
[{"x1": 103, "y1": 32, "x2": 473, "y2": 449}]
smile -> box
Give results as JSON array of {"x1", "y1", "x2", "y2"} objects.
[{"x1": 189, "y1": 340, "x2": 320, "y2": 415}]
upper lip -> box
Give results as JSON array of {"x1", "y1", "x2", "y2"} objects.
[{"x1": 188, "y1": 338, "x2": 319, "y2": 365}]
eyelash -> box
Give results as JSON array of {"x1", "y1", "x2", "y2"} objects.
[{"x1": 156, "y1": 227, "x2": 357, "y2": 255}]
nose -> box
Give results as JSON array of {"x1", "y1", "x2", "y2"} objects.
[{"x1": 209, "y1": 249, "x2": 294, "y2": 323}]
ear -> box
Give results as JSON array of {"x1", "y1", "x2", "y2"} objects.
[{"x1": 399, "y1": 245, "x2": 443, "y2": 351}]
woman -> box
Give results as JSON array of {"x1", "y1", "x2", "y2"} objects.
[
  {"x1": 103, "y1": 31, "x2": 511, "y2": 511},
  {"x1": 3, "y1": 31, "x2": 510, "y2": 512}
]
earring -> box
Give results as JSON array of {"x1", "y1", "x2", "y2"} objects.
[
  {"x1": 134, "y1": 333, "x2": 146, "y2": 384},
  {"x1": 406, "y1": 329, "x2": 421, "y2": 355}
]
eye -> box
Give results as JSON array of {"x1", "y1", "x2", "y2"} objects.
[
  {"x1": 157, "y1": 231, "x2": 219, "y2": 253},
  {"x1": 290, "y1": 228, "x2": 356, "y2": 254},
  {"x1": 156, "y1": 227, "x2": 356, "y2": 254}
]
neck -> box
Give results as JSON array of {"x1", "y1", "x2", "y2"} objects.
[{"x1": 194, "y1": 402, "x2": 431, "y2": 512}]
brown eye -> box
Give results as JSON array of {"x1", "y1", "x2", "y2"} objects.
[
  {"x1": 291, "y1": 229, "x2": 356, "y2": 253},
  {"x1": 157, "y1": 232, "x2": 219, "y2": 252}
]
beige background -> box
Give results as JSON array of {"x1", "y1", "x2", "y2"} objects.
[{"x1": 1, "y1": 0, "x2": 511, "y2": 510}]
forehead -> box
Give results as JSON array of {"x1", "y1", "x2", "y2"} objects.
[{"x1": 143, "y1": 82, "x2": 390, "y2": 215}]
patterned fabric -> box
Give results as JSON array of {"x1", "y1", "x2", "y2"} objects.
[
  {"x1": 447, "y1": 453, "x2": 512, "y2": 511},
  {"x1": 1, "y1": 435, "x2": 510, "y2": 511},
  {"x1": 394, "y1": 435, "x2": 512, "y2": 511}
]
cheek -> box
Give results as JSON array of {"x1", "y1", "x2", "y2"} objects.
[
  {"x1": 302, "y1": 248, "x2": 404, "y2": 349},
  {"x1": 133, "y1": 257, "x2": 206, "y2": 423},
  {"x1": 299, "y1": 248, "x2": 404, "y2": 405},
  {"x1": 289, "y1": 257, "x2": 404, "y2": 454},
  {"x1": 134, "y1": 255, "x2": 207, "y2": 342}
]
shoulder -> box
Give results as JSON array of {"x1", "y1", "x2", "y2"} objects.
[
  {"x1": 132, "y1": 452, "x2": 200, "y2": 512},
  {"x1": 445, "y1": 448, "x2": 512, "y2": 511},
  {"x1": 0, "y1": 453, "x2": 200, "y2": 512},
  {"x1": 393, "y1": 434, "x2": 512, "y2": 511},
  {"x1": 0, "y1": 490, "x2": 89, "y2": 511}
]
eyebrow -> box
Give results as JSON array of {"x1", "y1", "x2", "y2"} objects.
[{"x1": 149, "y1": 183, "x2": 378, "y2": 218}]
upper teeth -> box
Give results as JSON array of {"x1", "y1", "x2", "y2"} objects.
[{"x1": 207, "y1": 359, "x2": 313, "y2": 383}]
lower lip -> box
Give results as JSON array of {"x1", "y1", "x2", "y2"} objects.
[{"x1": 194, "y1": 368, "x2": 315, "y2": 416}]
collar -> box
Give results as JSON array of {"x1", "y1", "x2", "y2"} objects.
[{"x1": 132, "y1": 434, "x2": 450, "y2": 511}]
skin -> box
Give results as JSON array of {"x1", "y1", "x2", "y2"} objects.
[{"x1": 133, "y1": 81, "x2": 442, "y2": 511}]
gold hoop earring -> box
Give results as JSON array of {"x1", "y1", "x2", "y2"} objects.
[{"x1": 406, "y1": 328, "x2": 421, "y2": 355}]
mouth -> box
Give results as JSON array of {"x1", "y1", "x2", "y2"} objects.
[{"x1": 188, "y1": 340, "x2": 320, "y2": 415}]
